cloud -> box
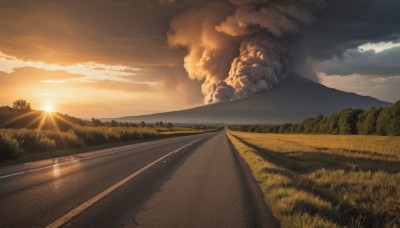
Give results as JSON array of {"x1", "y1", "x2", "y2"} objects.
[
  {"x1": 84, "y1": 80, "x2": 152, "y2": 93},
  {"x1": 159, "y1": 0, "x2": 176, "y2": 4},
  {"x1": 318, "y1": 72, "x2": 400, "y2": 103},
  {"x1": 0, "y1": 66, "x2": 151, "y2": 93},
  {"x1": 0, "y1": 67, "x2": 84, "y2": 86},
  {"x1": 0, "y1": 0, "x2": 185, "y2": 66},
  {"x1": 117, "y1": 65, "x2": 204, "y2": 104},
  {"x1": 154, "y1": 66, "x2": 203, "y2": 105},
  {"x1": 298, "y1": 0, "x2": 400, "y2": 61},
  {"x1": 316, "y1": 47, "x2": 400, "y2": 76}
]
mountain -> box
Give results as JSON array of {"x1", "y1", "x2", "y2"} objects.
[{"x1": 115, "y1": 75, "x2": 392, "y2": 124}]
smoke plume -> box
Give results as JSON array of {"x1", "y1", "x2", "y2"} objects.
[{"x1": 168, "y1": 0, "x2": 326, "y2": 103}]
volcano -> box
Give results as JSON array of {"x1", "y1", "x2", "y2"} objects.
[{"x1": 116, "y1": 75, "x2": 392, "y2": 124}]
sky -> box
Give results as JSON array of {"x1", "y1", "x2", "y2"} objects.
[{"x1": 0, "y1": 0, "x2": 400, "y2": 118}]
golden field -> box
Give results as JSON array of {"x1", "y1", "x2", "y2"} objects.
[{"x1": 228, "y1": 131, "x2": 400, "y2": 227}]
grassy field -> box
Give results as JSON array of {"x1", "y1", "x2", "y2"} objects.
[
  {"x1": 228, "y1": 131, "x2": 400, "y2": 227},
  {"x1": 0, "y1": 126, "x2": 217, "y2": 163}
]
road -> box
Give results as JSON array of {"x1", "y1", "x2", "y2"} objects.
[{"x1": 0, "y1": 130, "x2": 278, "y2": 227}]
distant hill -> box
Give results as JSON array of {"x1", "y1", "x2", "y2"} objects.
[{"x1": 115, "y1": 75, "x2": 392, "y2": 124}]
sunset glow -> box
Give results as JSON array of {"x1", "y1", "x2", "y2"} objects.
[{"x1": 44, "y1": 103, "x2": 54, "y2": 113}]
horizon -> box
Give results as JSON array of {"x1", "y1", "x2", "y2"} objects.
[
  {"x1": 1, "y1": 1, "x2": 400, "y2": 118},
  {"x1": 1, "y1": 2, "x2": 399, "y2": 227}
]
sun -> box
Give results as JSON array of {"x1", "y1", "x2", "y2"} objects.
[{"x1": 44, "y1": 103, "x2": 54, "y2": 112}]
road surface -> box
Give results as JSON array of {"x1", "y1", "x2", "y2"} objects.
[{"x1": 0, "y1": 131, "x2": 278, "y2": 227}]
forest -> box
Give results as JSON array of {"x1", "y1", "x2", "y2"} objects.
[{"x1": 230, "y1": 100, "x2": 400, "y2": 136}]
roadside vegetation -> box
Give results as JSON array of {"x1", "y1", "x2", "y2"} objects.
[
  {"x1": 0, "y1": 99, "x2": 221, "y2": 162},
  {"x1": 230, "y1": 100, "x2": 400, "y2": 136},
  {"x1": 228, "y1": 131, "x2": 400, "y2": 227}
]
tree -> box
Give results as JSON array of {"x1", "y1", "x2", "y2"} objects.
[
  {"x1": 338, "y1": 109, "x2": 363, "y2": 135},
  {"x1": 110, "y1": 120, "x2": 118, "y2": 127},
  {"x1": 388, "y1": 101, "x2": 400, "y2": 136},
  {"x1": 12, "y1": 99, "x2": 31, "y2": 111},
  {"x1": 326, "y1": 113, "x2": 340, "y2": 134},
  {"x1": 140, "y1": 121, "x2": 146, "y2": 127},
  {"x1": 376, "y1": 108, "x2": 391, "y2": 135},
  {"x1": 361, "y1": 107, "x2": 380, "y2": 135},
  {"x1": 91, "y1": 118, "x2": 103, "y2": 127},
  {"x1": 166, "y1": 122, "x2": 174, "y2": 129},
  {"x1": 356, "y1": 110, "x2": 367, "y2": 134}
]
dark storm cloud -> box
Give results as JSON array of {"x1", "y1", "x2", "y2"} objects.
[
  {"x1": 316, "y1": 47, "x2": 400, "y2": 76},
  {"x1": 298, "y1": 0, "x2": 400, "y2": 60}
]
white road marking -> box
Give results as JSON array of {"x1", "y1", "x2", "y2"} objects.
[
  {"x1": 0, "y1": 136, "x2": 202, "y2": 179},
  {"x1": 46, "y1": 139, "x2": 199, "y2": 228}
]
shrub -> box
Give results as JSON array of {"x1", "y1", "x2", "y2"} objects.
[
  {"x1": 44, "y1": 130, "x2": 83, "y2": 149},
  {"x1": 37, "y1": 136, "x2": 56, "y2": 152},
  {"x1": 0, "y1": 135, "x2": 20, "y2": 159}
]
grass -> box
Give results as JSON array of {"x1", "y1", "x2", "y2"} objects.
[
  {"x1": 0, "y1": 137, "x2": 164, "y2": 167},
  {"x1": 0, "y1": 126, "x2": 217, "y2": 165},
  {"x1": 227, "y1": 131, "x2": 400, "y2": 227}
]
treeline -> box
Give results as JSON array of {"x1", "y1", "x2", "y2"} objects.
[
  {"x1": 230, "y1": 100, "x2": 400, "y2": 136},
  {"x1": 92, "y1": 118, "x2": 175, "y2": 129}
]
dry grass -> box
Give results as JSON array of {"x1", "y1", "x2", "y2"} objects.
[
  {"x1": 228, "y1": 131, "x2": 400, "y2": 227},
  {"x1": 0, "y1": 126, "x2": 215, "y2": 162}
]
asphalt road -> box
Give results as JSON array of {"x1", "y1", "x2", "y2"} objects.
[{"x1": 0, "y1": 131, "x2": 278, "y2": 228}]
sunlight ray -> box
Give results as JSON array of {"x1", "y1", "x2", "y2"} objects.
[
  {"x1": 1, "y1": 111, "x2": 37, "y2": 127},
  {"x1": 53, "y1": 114, "x2": 78, "y2": 128},
  {"x1": 48, "y1": 114, "x2": 67, "y2": 149},
  {"x1": 37, "y1": 114, "x2": 48, "y2": 131},
  {"x1": 25, "y1": 113, "x2": 45, "y2": 129}
]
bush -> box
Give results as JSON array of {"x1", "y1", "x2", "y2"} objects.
[
  {"x1": 37, "y1": 136, "x2": 56, "y2": 152},
  {"x1": 44, "y1": 130, "x2": 83, "y2": 149},
  {"x1": 0, "y1": 135, "x2": 20, "y2": 159},
  {"x1": 0, "y1": 124, "x2": 208, "y2": 161},
  {"x1": 73, "y1": 126, "x2": 108, "y2": 146}
]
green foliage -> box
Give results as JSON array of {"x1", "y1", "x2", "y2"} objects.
[
  {"x1": 376, "y1": 108, "x2": 391, "y2": 135},
  {"x1": 361, "y1": 107, "x2": 380, "y2": 134},
  {"x1": 0, "y1": 135, "x2": 20, "y2": 159},
  {"x1": 389, "y1": 101, "x2": 400, "y2": 135},
  {"x1": 230, "y1": 100, "x2": 400, "y2": 136},
  {"x1": 0, "y1": 124, "x2": 218, "y2": 161},
  {"x1": 337, "y1": 109, "x2": 363, "y2": 135}
]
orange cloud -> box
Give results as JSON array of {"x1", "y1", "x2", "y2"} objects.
[
  {"x1": 0, "y1": 1, "x2": 183, "y2": 67},
  {"x1": 0, "y1": 67, "x2": 84, "y2": 86}
]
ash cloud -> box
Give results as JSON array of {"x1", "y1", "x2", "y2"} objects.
[{"x1": 168, "y1": 0, "x2": 326, "y2": 103}]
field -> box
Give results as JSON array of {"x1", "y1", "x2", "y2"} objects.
[
  {"x1": 0, "y1": 126, "x2": 216, "y2": 163},
  {"x1": 228, "y1": 131, "x2": 400, "y2": 227}
]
